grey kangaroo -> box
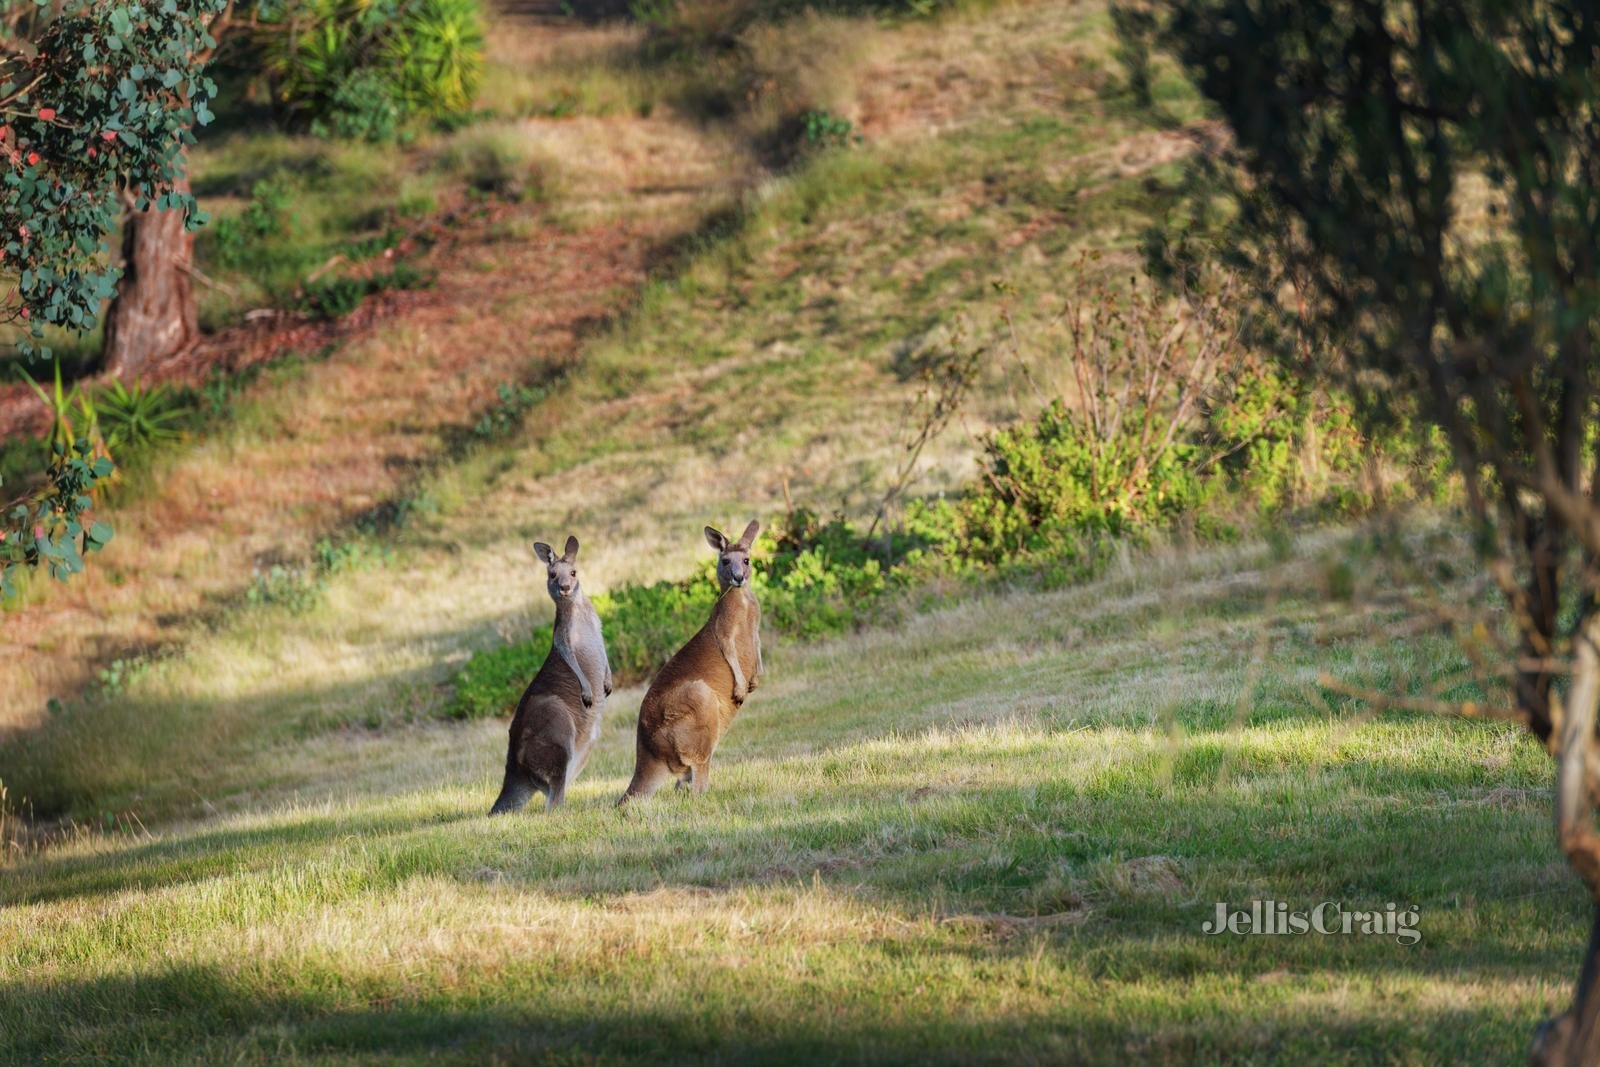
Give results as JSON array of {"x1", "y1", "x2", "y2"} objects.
[{"x1": 490, "y1": 535, "x2": 613, "y2": 814}]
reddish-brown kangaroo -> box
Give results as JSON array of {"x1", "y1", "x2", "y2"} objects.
[
  {"x1": 490, "y1": 535, "x2": 613, "y2": 814},
  {"x1": 618, "y1": 520, "x2": 763, "y2": 805}
]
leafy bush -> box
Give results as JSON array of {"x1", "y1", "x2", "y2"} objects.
[
  {"x1": 962, "y1": 398, "x2": 1213, "y2": 561},
  {"x1": 0, "y1": 437, "x2": 113, "y2": 597},
  {"x1": 315, "y1": 69, "x2": 404, "y2": 143},
  {"x1": 210, "y1": 176, "x2": 295, "y2": 268},
  {"x1": 957, "y1": 267, "x2": 1458, "y2": 561},
  {"x1": 444, "y1": 578, "x2": 720, "y2": 720},
  {"x1": 447, "y1": 635, "x2": 550, "y2": 720},
  {"x1": 388, "y1": 0, "x2": 485, "y2": 114},
  {"x1": 596, "y1": 578, "x2": 722, "y2": 683},
  {"x1": 259, "y1": 0, "x2": 485, "y2": 142},
  {"x1": 960, "y1": 270, "x2": 1240, "y2": 560},
  {"x1": 1210, "y1": 369, "x2": 1454, "y2": 515}
]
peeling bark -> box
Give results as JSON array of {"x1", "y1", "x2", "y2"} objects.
[{"x1": 101, "y1": 173, "x2": 198, "y2": 380}]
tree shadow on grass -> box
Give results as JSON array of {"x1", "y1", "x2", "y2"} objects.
[{"x1": 0, "y1": 957, "x2": 1557, "y2": 1065}]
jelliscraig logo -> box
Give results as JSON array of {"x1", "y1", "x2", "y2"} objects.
[{"x1": 1202, "y1": 901, "x2": 1421, "y2": 945}]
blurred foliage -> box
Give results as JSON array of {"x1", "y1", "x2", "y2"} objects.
[
  {"x1": 257, "y1": 0, "x2": 485, "y2": 142},
  {"x1": 297, "y1": 261, "x2": 430, "y2": 319}
]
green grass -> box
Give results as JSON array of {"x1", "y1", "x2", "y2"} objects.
[{"x1": 0, "y1": 529, "x2": 1579, "y2": 1064}]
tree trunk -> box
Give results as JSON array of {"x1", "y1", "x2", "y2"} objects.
[
  {"x1": 1534, "y1": 905, "x2": 1600, "y2": 1066},
  {"x1": 1534, "y1": 608, "x2": 1600, "y2": 1066},
  {"x1": 101, "y1": 172, "x2": 198, "y2": 380}
]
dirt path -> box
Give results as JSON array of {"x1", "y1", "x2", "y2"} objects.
[{"x1": 0, "y1": 17, "x2": 760, "y2": 727}]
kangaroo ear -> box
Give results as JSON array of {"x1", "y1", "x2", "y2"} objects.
[
  {"x1": 533, "y1": 542, "x2": 554, "y2": 565},
  {"x1": 737, "y1": 519, "x2": 760, "y2": 550},
  {"x1": 704, "y1": 525, "x2": 728, "y2": 552},
  {"x1": 563, "y1": 535, "x2": 580, "y2": 561}
]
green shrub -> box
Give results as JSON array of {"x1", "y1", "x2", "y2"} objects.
[
  {"x1": 798, "y1": 108, "x2": 856, "y2": 150},
  {"x1": 258, "y1": 0, "x2": 485, "y2": 142},
  {"x1": 956, "y1": 266, "x2": 1456, "y2": 559},
  {"x1": 443, "y1": 579, "x2": 720, "y2": 720},
  {"x1": 313, "y1": 69, "x2": 404, "y2": 143},
  {"x1": 957, "y1": 270, "x2": 1236, "y2": 560},
  {"x1": 960, "y1": 369, "x2": 1452, "y2": 560},
  {"x1": 388, "y1": 0, "x2": 484, "y2": 115},
  {"x1": 209, "y1": 176, "x2": 294, "y2": 268},
  {"x1": 594, "y1": 578, "x2": 722, "y2": 684},
  {"x1": 447, "y1": 635, "x2": 549, "y2": 720},
  {"x1": 961, "y1": 397, "x2": 1213, "y2": 561},
  {"x1": 1205, "y1": 367, "x2": 1455, "y2": 517}
]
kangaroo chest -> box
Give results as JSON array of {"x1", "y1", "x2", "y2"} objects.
[
  {"x1": 564, "y1": 613, "x2": 608, "y2": 690},
  {"x1": 712, "y1": 591, "x2": 760, "y2": 677}
]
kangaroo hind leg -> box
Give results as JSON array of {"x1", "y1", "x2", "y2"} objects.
[
  {"x1": 618, "y1": 756, "x2": 675, "y2": 807},
  {"x1": 544, "y1": 756, "x2": 571, "y2": 810},
  {"x1": 490, "y1": 763, "x2": 541, "y2": 816}
]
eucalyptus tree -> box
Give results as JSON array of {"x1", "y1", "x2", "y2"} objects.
[{"x1": 0, "y1": 0, "x2": 224, "y2": 598}]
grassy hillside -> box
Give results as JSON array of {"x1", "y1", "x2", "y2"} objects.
[
  {"x1": 3, "y1": 0, "x2": 1197, "y2": 813},
  {"x1": 0, "y1": 1, "x2": 1578, "y2": 1062},
  {"x1": 1, "y1": 528, "x2": 1578, "y2": 1064}
]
